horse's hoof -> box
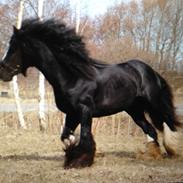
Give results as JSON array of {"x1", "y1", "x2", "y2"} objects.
[
  {"x1": 136, "y1": 142, "x2": 163, "y2": 160},
  {"x1": 64, "y1": 142, "x2": 96, "y2": 169},
  {"x1": 64, "y1": 152, "x2": 94, "y2": 169}
]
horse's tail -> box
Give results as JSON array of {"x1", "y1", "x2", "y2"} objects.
[
  {"x1": 151, "y1": 73, "x2": 181, "y2": 131},
  {"x1": 148, "y1": 73, "x2": 181, "y2": 131},
  {"x1": 147, "y1": 73, "x2": 182, "y2": 156}
]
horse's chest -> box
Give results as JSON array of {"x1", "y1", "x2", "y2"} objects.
[
  {"x1": 56, "y1": 100, "x2": 69, "y2": 112},
  {"x1": 53, "y1": 91, "x2": 73, "y2": 113}
]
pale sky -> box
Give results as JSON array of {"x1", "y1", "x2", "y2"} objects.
[
  {"x1": 83, "y1": 0, "x2": 119, "y2": 17},
  {"x1": 0, "y1": 0, "x2": 132, "y2": 18},
  {"x1": 71, "y1": 0, "x2": 132, "y2": 18}
]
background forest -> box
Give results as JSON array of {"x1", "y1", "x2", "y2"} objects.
[{"x1": 0, "y1": 0, "x2": 183, "y2": 71}]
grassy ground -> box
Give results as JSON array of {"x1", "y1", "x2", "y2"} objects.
[{"x1": 0, "y1": 128, "x2": 182, "y2": 183}]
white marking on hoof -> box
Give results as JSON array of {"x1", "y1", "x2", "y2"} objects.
[
  {"x1": 63, "y1": 135, "x2": 76, "y2": 149},
  {"x1": 69, "y1": 135, "x2": 76, "y2": 145},
  {"x1": 147, "y1": 135, "x2": 154, "y2": 142}
]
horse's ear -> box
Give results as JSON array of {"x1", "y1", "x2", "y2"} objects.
[{"x1": 13, "y1": 26, "x2": 19, "y2": 34}]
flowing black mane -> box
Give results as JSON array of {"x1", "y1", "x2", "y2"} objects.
[
  {"x1": 21, "y1": 19, "x2": 89, "y2": 59},
  {"x1": 18, "y1": 18, "x2": 97, "y2": 78}
]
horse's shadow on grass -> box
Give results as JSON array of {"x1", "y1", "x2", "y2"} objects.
[
  {"x1": 96, "y1": 150, "x2": 136, "y2": 159},
  {"x1": 0, "y1": 154, "x2": 64, "y2": 161},
  {"x1": 0, "y1": 150, "x2": 136, "y2": 162}
]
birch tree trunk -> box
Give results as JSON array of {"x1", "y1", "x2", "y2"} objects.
[
  {"x1": 75, "y1": 0, "x2": 80, "y2": 33},
  {"x1": 12, "y1": 0, "x2": 26, "y2": 129},
  {"x1": 38, "y1": 0, "x2": 47, "y2": 131}
]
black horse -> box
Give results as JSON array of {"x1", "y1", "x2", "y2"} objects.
[{"x1": 0, "y1": 19, "x2": 181, "y2": 168}]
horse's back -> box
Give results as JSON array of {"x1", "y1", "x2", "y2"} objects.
[
  {"x1": 125, "y1": 59, "x2": 162, "y2": 95},
  {"x1": 93, "y1": 61, "x2": 142, "y2": 116}
]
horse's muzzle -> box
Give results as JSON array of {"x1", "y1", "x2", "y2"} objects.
[{"x1": 0, "y1": 63, "x2": 14, "y2": 82}]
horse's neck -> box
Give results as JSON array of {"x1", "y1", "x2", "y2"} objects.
[
  {"x1": 31, "y1": 43, "x2": 69, "y2": 90},
  {"x1": 36, "y1": 56, "x2": 75, "y2": 94},
  {"x1": 32, "y1": 42, "x2": 83, "y2": 95}
]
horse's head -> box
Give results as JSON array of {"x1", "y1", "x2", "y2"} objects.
[
  {"x1": 0, "y1": 18, "x2": 94, "y2": 81},
  {"x1": 0, "y1": 26, "x2": 23, "y2": 81}
]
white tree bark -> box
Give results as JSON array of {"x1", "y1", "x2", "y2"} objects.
[
  {"x1": 75, "y1": 0, "x2": 80, "y2": 33},
  {"x1": 12, "y1": 0, "x2": 26, "y2": 129},
  {"x1": 38, "y1": 0, "x2": 47, "y2": 131}
]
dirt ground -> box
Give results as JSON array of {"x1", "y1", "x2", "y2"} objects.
[{"x1": 0, "y1": 128, "x2": 182, "y2": 183}]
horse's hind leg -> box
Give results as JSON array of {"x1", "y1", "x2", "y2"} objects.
[{"x1": 127, "y1": 109, "x2": 162, "y2": 160}]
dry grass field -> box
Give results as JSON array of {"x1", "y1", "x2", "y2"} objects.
[{"x1": 0, "y1": 125, "x2": 182, "y2": 183}]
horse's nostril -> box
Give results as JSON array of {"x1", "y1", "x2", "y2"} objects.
[{"x1": 0, "y1": 62, "x2": 4, "y2": 67}]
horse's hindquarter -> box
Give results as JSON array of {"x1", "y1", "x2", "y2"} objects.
[{"x1": 93, "y1": 64, "x2": 138, "y2": 117}]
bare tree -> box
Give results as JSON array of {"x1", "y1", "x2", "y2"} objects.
[
  {"x1": 89, "y1": 0, "x2": 183, "y2": 72},
  {"x1": 38, "y1": 0, "x2": 47, "y2": 131},
  {"x1": 13, "y1": 0, "x2": 26, "y2": 129}
]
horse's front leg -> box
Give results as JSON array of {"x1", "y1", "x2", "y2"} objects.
[
  {"x1": 64, "y1": 104, "x2": 96, "y2": 169},
  {"x1": 61, "y1": 114, "x2": 79, "y2": 149}
]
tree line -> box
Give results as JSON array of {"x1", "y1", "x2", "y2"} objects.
[{"x1": 0, "y1": 0, "x2": 183, "y2": 72}]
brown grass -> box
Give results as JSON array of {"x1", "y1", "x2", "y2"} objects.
[{"x1": 0, "y1": 127, "x2": 182, "y2": 183}]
